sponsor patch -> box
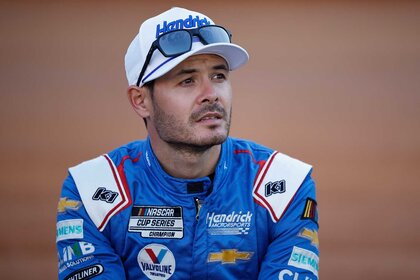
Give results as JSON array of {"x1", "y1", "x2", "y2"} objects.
[
  {"x1": 301, "y1": 198, "x2": 318, "y2": 225},
  {"x1": 298, "y1": 228, "x2": 319, "y2": 249},
  {"x1": 279, "y1": 269, "x2": 315, "y2": 280},
  {"x1": 59, "y1": 241, "x2": 96, "y2": 263},
  {"x1": 138, "y1": 244, "x2": 175, "y2": 279},
  {"x1": 128, "y1": 206, "x2": 184, "y2": 239},
  {"x1": 206, "y1": 210, "x2": 252, "y2": 235},
  {"x1": 57, "y1": 198, "x2": 82, "y2": 214},
  {"x1": 288, "y1": 246, "x2": 319, "y2": 277},
  {"x1": 63, "y1": 264, "x2": 103, "y2": 280},
  {"x1": 56, "y1": 219, "x2": 83, "y2": 242},
  {"x1": 58, "y1": 255, "x2": 95, "y2": 274},
  {"x1": 92, "y1": 187, "x2": 119, "y2": 203},
  {"x1": 208, "y1": 249, "x2": 253, "y2": 264},
  {"x1": 265, "y1": 180, "x2": 286, "y2": 197}
]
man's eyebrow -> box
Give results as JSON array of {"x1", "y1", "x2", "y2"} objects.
[
  {"x1": 213, "y1": 64, "x2": 229, "y2": 71},
  {"x1": 174, "y1": 64, "x2": 229, "y2": 76},
  {"x1": 176, "y1": 68, "x2": 197, "y2": 76}
]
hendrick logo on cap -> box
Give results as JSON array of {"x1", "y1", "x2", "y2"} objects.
[{"x1": 156, "y1": 15, "x2": 211, "y2": 38}]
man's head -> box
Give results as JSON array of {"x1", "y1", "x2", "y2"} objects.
[{"x1": 125, "y1": 7, "x2": 248, "y2": 152}]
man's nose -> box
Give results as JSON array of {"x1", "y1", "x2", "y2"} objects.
[{"x1": 198, "y1": 79, "x2": 219, "y2": 104}]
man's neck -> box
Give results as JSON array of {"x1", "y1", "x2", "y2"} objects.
[{"x1": 150, "y1": 139, "x2": 221, "y2": 179}]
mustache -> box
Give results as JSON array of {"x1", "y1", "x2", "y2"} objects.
[{"x1": 191, "y1": 103, "x2": 226, "y2": 120}]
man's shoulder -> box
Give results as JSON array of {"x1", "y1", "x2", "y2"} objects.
[
  {"x1": 228, "y1": 137, "x2": 310, "y2": 165},
  {"x1": 65, "y1": 140, "x2": 146, "y2": 231},
  {"x1": 229, "y1": 137, "x2": 274, "y2": 155},
  {"x1": 69, "y1": 139, "x2": 147, "y2": 169},
  {"x1": 106, "y1": 139, "x2": 147, "y2": 164}
]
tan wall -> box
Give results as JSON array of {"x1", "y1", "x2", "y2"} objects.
[{"x1": 1, "y1": 0, "x2": 419, "y2": 279}]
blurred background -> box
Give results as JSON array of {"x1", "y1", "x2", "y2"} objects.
[{"x1": 0, "y1": 0, "x2": 419, "y2": 279}]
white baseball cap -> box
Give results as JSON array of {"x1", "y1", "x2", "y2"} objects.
[{"x1": 124, "y1": 7, "x2": 249, "y2": 87}]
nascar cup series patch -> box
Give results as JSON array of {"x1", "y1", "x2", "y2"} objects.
[
  {"x1": 128, "y1": 206, "x2": 184, "y2": 239},
  {"x1": 138, "y1": 244, "x2": 176, "y2": 280}
]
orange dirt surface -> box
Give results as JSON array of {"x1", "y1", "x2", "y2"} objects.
[{"x1": 0, "y1": 1, "x2": 419, "y2": 279}]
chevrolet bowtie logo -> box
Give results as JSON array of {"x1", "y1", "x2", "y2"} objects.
[
  {"x1": 57, "y1": 197, "x2": 82, "y2": 213},
  {"x1": 208, "y1": 249, "x2": 253, "y2": 264},
  {"x1": 298, "y1": 228, "x2": 319, "y2": 248}
]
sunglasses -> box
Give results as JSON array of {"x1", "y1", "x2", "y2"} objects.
[{"x1": 136, "y1": 25, "x2": 232, "y2": 86}]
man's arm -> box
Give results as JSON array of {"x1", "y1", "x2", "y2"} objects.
[
  {"x1": 258, "y1": 176, "x2": 319, "y2": 280},
  {"x1": 56, "y1": 174, "x2": 126, "y2": 279}
]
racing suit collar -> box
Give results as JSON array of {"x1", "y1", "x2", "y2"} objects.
[{"x1": 143, "y1": 136, "x2": 232, "y2": 196}]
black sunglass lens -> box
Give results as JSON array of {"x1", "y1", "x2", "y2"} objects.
[
  {"x1": 199, "y1": 26, "x2": 230, "y2": 44},
  {"x1": 159, "y1": 30, "x2": 191, "y2": 56}
]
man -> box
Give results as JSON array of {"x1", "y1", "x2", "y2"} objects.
[{"x1": 56, "y1": 7, "x2": 319, "y2": 280}]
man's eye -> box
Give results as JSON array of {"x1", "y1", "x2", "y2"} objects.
[
  {"x1": 181, "y1": 78, "x2": 194, "y2": 85},
  {"x1": 213, "y1": 73, "x2": 226, "y2": 80}
]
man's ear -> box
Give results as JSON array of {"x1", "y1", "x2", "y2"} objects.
[{"x1": 127, "y1": 85, "x2": 151, "y2": 118}]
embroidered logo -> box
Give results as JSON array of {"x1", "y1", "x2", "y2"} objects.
[
  {"x1": 138, "y1": 244, "x2": 176, "y2": 279},
  {"x1": 63, "y1": 264, "x2": 103, "y2": 280},
  {"x1": 155, "y1": 15, "x2": 211, "y2": 38},
  {"x1": 56, "y1": 219, "x2": 83, "y2": 242},
  {"x1": 264, "y1": 180, "x2": 286, "y2": 197},
  {"x1": 206, "y1": 211, "x2": 252, "y2": 235},
  {"x1": 301, "y1": 198, "x2": 318, "y2": 225},
  {"x1": 57, "y1": 198, "x2": 82, "y2": 214},
  {"x1": 128, "y1": 206, "x2": 184, "y2": 239},
  {"x1": 208, "y1": 249, "x2": 253, "y2": 264},
  {"x1": 298, "y1": 228, "x2": 319, "y2": 248},
  {"x1": 92, "y1": 187, "x2": 119, "y2": 203},
  {"x1": 288, "y1": 246, "x2": 319, "y2": 277}
]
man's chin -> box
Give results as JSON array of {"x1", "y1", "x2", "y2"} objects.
[
  {"x1": 168, "y1": 134, "x2": 228, "y2": 153},
  {"x1": 198, "y1": 131, "x2": 228, "y2": 146}
]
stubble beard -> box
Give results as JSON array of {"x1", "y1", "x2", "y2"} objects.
[{"x1": 151, "y1": 102, "x2": 231, "y2": 155}]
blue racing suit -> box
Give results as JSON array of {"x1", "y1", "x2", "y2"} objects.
[{"x1": 56, "y1": 137, "x2": 319, "y2": 280}]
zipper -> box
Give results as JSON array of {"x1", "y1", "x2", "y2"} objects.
[
  {"x1": 190, "y1": 197, "x2": 208, "y2": 279},
  {"x1": 194, "y1": 197, "x2": 204, "y2": 220}
]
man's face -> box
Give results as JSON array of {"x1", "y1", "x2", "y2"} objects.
[{"x1": 147, "y1": 54, "x2": 233, "y2": 150}]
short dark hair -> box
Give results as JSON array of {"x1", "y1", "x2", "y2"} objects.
[{"x1": 144, "y1": 80, "x2": 155, "y2": 94}]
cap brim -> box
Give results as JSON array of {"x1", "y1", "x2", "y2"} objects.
[{"x1": 141, "y1": 42, "x2": 249, "y2": 87}]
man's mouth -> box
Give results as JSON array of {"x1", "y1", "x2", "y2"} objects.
[{"x1": 198, "y1": 112, "x2": 223, "y2": 122}]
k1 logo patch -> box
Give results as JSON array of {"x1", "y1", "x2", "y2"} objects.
[
  {"x1": 265, "y1": 180, "x2": 286, "y2": 197},
  {"x1": 138, "y1": 244, "x2": 175, "y2": 279},
  {"x1": 92, "y1": 187, "x2": 119, "y2": 203}
]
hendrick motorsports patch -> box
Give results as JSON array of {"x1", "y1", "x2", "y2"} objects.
[
  {"x1": 206, "y1": 210, "x2": 252, "y2": 235},
  {"x1": 138, "y1": 243, "x2": 176, "y2": 279},
  {"x1": 129, "y1": 206, "x2": 184, "y2": 239}
]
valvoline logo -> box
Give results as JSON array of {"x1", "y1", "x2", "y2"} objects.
[
  {"x1": 138, "y1": 244, "x2": 176, "y2": 279},
  {"x1": 156, "y1": 15, "x2": 211, "y2": 38},
  {"x1": 145, "y1": 247, "x2": 168, "y2": 264}
]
